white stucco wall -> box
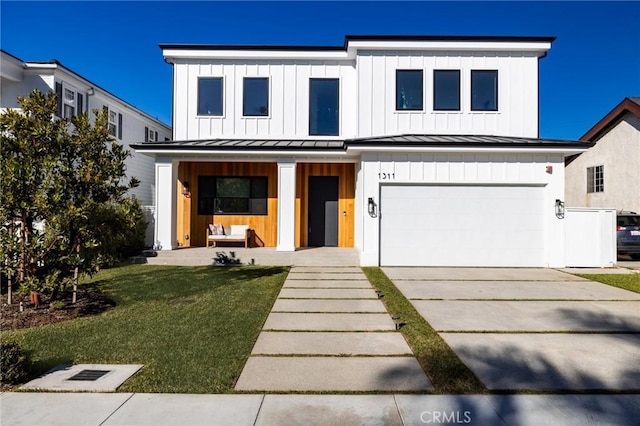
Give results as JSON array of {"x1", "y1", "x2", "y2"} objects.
[{"x1": 565, "y1": 113, "x2": 640, "y2": 213}]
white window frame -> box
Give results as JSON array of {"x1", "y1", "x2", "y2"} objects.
[
  {"x1": 62, "y1": 84, "x2": 76, "y2": 118},
  {"x1": 587, "y1": 165, "x2": 604, "y2": 193},
  {"x1": 107, "y1": 107, "x2": 119, "y2": 138},
  {"x1": 148, "y1": 128, "x2": 156, "y2": 142}
]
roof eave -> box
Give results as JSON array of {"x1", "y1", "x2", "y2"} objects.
[
  {"x1": 581, "y1": 97, "x2": 640, "y2": 141},
  {"x1": 346, "y1": 144, "x2": 590, "y2": 156}
]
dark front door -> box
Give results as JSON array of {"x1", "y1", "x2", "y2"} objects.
[{"x1": 308, "y1": 176, "x2": 339, "y2": 247}]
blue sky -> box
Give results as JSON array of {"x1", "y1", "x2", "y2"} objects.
[{"x1": 1, "y1": 1, "x2": 639, "y2": 140}]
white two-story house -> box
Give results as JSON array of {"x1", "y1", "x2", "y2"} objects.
[
  {"x1": 1, "y1": 50, "x2": 171, "y2": 245},
  {"x1": 133, "y1": 35, "x2": 589, "y2": 267}
]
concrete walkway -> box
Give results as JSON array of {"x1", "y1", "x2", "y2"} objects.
[
  {"x1": 385, "y1": 267, "x2": 640, "y2": 391},
  {"x1": 234, "y1": 266, "x2": 433, "y2": 391},
  {"x1": 2, "y1": 392, "x2": 639, "y2": 425}
]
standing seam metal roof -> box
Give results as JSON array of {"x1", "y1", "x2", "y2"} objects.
[{"x1": 131, "y1": 134, "x2": 591, "y2": 151}]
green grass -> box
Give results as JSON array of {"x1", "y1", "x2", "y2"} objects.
[
  {"x1": 1, "y1": 264, "x2": 289, "y2": 393},
  {"x1": 362, "y1": 267, "x2": 487, "y2": 394},
  {"x1": 576, "y1": 273, "x2": 640, "y2": 294}
]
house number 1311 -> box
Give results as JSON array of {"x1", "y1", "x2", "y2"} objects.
[{"x1": 378, "y1": 172, "x2": 395, "y2": 180}]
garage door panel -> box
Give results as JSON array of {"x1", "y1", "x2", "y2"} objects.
[{"x1": 380, "y1": 185, "x2": 545, "y2": 267}]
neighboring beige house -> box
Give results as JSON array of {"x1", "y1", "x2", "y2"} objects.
[{"x1": 565, "y1": 97, "x2": 640, "y2": 213}]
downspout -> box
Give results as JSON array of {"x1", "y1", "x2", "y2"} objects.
[{"x1": 537, "y1": 50, "x2": 549, "y2": 139}]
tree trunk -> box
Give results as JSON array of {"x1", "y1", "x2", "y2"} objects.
[
  {"x1": 7, "y1": 274, "x2": 12, "y2": 305},
  {"x1": 72, "y1": 242, "x2": 80, "y2": 304},
  {"x1": 17, "y1": 217, "x2": 25, "y2": 283}
]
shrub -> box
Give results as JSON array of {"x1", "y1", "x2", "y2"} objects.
[
  {"x1": 0, "y1": 341, "x2": 28, "y2": 384},
  {"x1": 93, "y1": 197, "x2": 147, "y2": 265}
]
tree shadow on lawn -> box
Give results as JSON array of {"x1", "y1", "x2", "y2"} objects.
[{"x1": 83, "y1": 264, "x2": 289, "y2": 305}]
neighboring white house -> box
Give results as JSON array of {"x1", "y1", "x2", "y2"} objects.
[
  {"x1": 133, "y1": 35, "x2": 590, "y2": 267},
  {"x1": 565, "y1": 97, "x2": 640, "y2": 214},
  {"x1": 1, "y1": 50, "x2": 172, "y2": 245}
]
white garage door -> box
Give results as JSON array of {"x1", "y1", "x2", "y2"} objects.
[{"x1": 380, "y1": 185, "x2": 546, "y2": 267}]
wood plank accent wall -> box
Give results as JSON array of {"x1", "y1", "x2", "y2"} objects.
[
  {"x1": 177, "y1": 162, "x2": 278, "y2": 248},
  {"x1": 296, "y1": 163, "x2": 355, "y2": 248},
  {"x1": 177, "y1": 161, "x2": 355, "y2": 248}
]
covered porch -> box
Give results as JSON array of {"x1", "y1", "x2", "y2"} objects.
[{"x1": 154, "y1": 156, "x2": 357, "y2": 252}]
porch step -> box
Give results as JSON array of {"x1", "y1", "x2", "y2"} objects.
[{"x1": 144, "y1": 247, "x2": 359, "y2": 267}]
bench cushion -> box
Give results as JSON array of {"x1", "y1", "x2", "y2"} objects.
[{"x1": 228, "y1": 225, "x2": 249, "y2": 237}]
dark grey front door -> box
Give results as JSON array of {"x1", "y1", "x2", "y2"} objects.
[{"x1": 308, "y1": 176, "x2": 338, "y2": 247}]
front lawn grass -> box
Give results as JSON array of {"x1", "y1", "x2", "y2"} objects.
[
  {"x1": 362, "y1": 267, "x2": 487, "y2": 394},
  {"x1": 1, "y1": 264, "x2": 289, "y2": 393},
  {"x1": 576, "y1": 273, "x2": 640, "y2": 294}
]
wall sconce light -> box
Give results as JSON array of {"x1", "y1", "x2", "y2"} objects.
[
  {"x1": 368, "y1": 197, "x2": 377, "y2": 218},
  {"x1": 87, "y1": 87, "x2": 94, "y2": 96},
  {"x1": 182, "y1": 181, "x2": 191, "y2": 197},
  {"x1": 555, "y1": 199, "x2": 565, "y2": 219}
]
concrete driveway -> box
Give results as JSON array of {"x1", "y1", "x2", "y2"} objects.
[{"x1": 384, "y1": 267, "x2": 640, "y2": 391}]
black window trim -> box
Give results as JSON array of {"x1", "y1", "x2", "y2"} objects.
[
  {"x1": 197, "y1": 176, "x2": 268, "y2": 216},
  {"x1": 308, "y1": 77, "x2": 340, "y2": 136},
  {"x1": 242, "y1": 77, "x2": 270, "y2": 117},
  {"x1": 197, "y1": 77, "x2": 224, "y2": 117},
  {"x1": 471, "y1": 69, "x2": 499, "y2": 112},
  {"x1": 433, "y1": 69, "x2": 461, "y2": 112},
  {"x1": 395, "y1": 69, "x2": 424, "y2": 111}
]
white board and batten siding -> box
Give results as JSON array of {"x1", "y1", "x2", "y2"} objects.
[
  {"x1": 356, "y1": 152, "x2": 567, "y2": 267},
  {"x1": 172, "y1": 60, "x2": 357, "y2": 141},
  {"x1": 356, "y1": 51, "x2": 540, "y2": 138},
  {"x1": 565, "y1": 208, "x2": 617, "y2": 268}
]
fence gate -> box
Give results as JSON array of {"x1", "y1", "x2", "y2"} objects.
[{"x1": 565, "y1": 207, "x2": 616, "y2": 268}]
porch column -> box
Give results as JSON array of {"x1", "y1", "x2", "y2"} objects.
[
  {"x1": 155, "y1": 157, "x2": 178, "y2": 250},
  {"x1": 276, "y1": 160, "x2": 296, "y2": 251}
]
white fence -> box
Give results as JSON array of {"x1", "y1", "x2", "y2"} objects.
[{"x1": 565, "y1": 207, "x2": 617, "y2": 268}]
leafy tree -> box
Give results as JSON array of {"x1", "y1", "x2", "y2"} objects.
[
  {"x1": 0, "y1": 90, "x2": 140, "y2": 302},
  {"x1": 0, "y1": 91, "x2": 67, "y2": 302}
]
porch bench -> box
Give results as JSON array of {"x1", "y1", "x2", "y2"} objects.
[{"x1": 206, "y1": 224, "x2": 252, "y2": 248}]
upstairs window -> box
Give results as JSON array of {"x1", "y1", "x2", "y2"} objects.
[
  {"x1": 63, "y1": 88, "x2": 76, "y2": 118},
  {"x1": 105, "y1": 106, "x2": 123, "y2": 139},
  {"x1": 243, "y1": 77, "x2": 269, "y2": 116},
  {"x1": 108, "y1": 110, "x2": 118, "y2": 136},
  {"x1": 145, "y1": 127, "x2": 158, "y2": 142},
  {"x1": 55, "y1": 82, "x2": 81, "y2": 118},
  {"x1": 309, "y1": 78, "x2": 339, "y2": 136},
  {"x1": 396, "y1": 70, "x2": 423, "y2": 111},
  {"x1": 471, "y1": 70, "x2": 498, "y2": 111},
  {"x1": 198, "y1": 77, "x2": 223, "y2": 116},
  {"x1": 433, "y1": 70, "x2": 460, "y2": 111},
  {"x1": 198, "y1": 176, "x2": 268, "y2": 215},
  {"x1": 587, "y1": 165, "x2": 604, "y2": 193}
]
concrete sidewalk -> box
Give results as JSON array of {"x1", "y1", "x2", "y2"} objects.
[
  {"x1": 234, "y1": 266, "x2": 432, "y2": 391},
  {"x1": 2, "y1": 392, "x2": 639, "y2": 426}
]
